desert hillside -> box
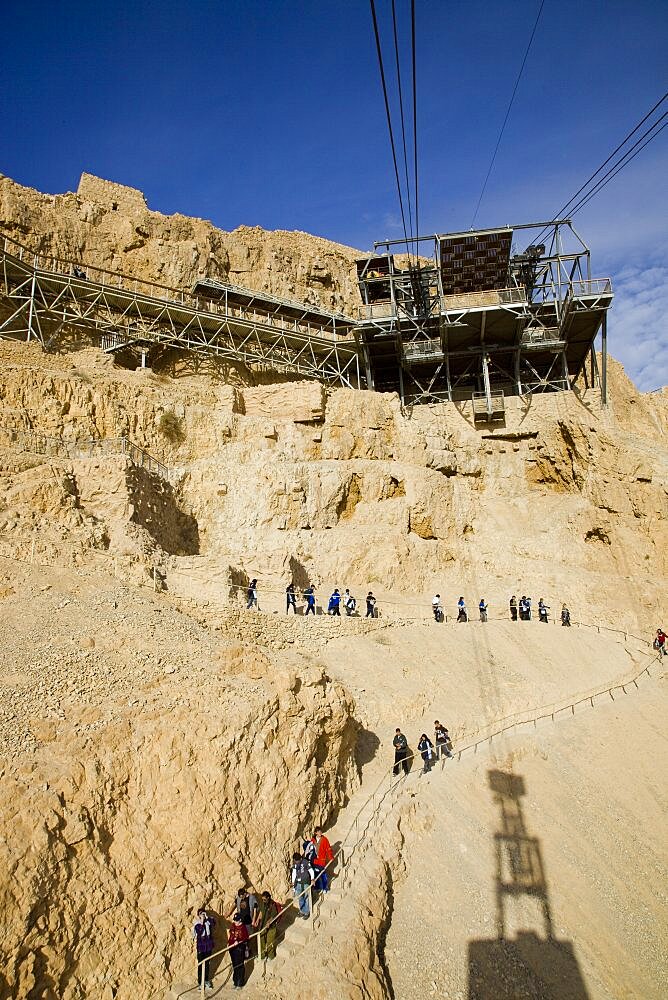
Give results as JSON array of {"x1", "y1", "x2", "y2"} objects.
[{"x1": 0, "y1": 174, "x2": 666, "y2": 1000}]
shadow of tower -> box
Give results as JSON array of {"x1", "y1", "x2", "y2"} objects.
[{"x1": 467, "y1": 769, "x2": 590, "y2": 1000}]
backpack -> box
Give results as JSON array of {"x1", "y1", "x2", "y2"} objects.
[
  {"x1": 295, "y1": 858, "x2": 312, "y2": 884},
  {"x1": 303, "y1": 839, "x2": 316, "y2": 862}
]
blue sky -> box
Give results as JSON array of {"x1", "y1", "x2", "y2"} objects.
[{"x1": 1, "y1": 1, "x2": 667, "y2": 388}]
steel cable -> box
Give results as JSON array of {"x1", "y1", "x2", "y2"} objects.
[
  {"x1": 370, "y1": 0, "x2": 411, "y2": 250},
  {"x1": 470, "y1": 0, "x2": 545, "y2": 228},
  {"x1": 569, "y1": 115, "x2": 668, "y2": 218},
  {"x1": 391, "y1": 0, "x2": 415, "y2": 257}
]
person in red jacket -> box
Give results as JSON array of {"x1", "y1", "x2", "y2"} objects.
[
  {"x1": 654, "y1": 628, "x2": 667, "y2": 655},
  {"x1": 228, "y1": 913, "x2": 249, "y2": 990},
  {"x1": 312, "y1": 827, "x2": 334, "y2": 893}
]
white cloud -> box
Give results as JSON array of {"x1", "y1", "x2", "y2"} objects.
[{"x1": 604, "y1": 254, "x2": 668, "y2": 391}]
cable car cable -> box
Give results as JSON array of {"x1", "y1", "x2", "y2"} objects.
[
  {"x1": 570, "y1": 117, "x2": 668, "y2": 218},
  {"x1": 470, "y1": 0, "x2": 545, "y2": 229},
  {"x1": 411, "y1": 0, "x2": 419, "y2": 255},
  {"x1": 370, "y1": 0, "x2": 411, "y2": 253},
  {"x1": 542, "y1": 91, "x2": 668, "y2": 231},
  {"x1": 391, "y1": 0, "x2": 415, "y2": 258}
]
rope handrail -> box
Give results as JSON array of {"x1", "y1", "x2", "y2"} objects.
[
  {"x1": 204, "y1": 578, "x2": 654, "y2": 641},
  {"x1": 0, "y1": 525, "x2": 656, "y2": 646},
  {"x1": 162, "y1": 636, "x2": 661, "y2": 999},
  {"x1": 3, "y1": 523, "x2": 658, "y2": 1000}
]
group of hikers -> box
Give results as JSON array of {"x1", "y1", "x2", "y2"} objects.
[
  {"x1": 431, "y1": 594, "x2": 572, "y2": 626},
  {"x1": 245, "y1": 579, "x2": 579, "y2": 626},
  {"x1": 393, "y1": 720, "x2": 454, "y2": 775},
  {"x1": 246, "y1": 579, "x2": 379, "y2": 618},
  {"x1": 191, "y1": 827, "x2": 334, "y2": 991},
  {"x1": 187, "y1": 604, "x2": 663, "y2": 993}
]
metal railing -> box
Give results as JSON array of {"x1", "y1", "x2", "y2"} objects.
[
  {"x1": 521, "y1": 327, "x2": 564, "y2": 347},
  {"x1": 402, "y1": 339, "x2": 445, "y2": 363},
  {"x1": 0, "y1": 426, "x2": 172, "y2": 482},
  {"x1": 472, "y1": 389, "x2": 505, "y2": 418},
  {"x1": 0, "y1": 233, "x2": 354, "y2": 347},
  {"x1": 441, "y1": 286, "x2": 527, "y2": 310},
  {"x1": 570, "y1": 277, "x2": 613, "y2": 297}
]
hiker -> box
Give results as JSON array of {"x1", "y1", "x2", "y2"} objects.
[
  {"x1": 479, "y1": 598, "x2": 488, "y2": 623},
  {"x1": 366, "y1": 591, "x2": 377, "y2": 618},
  {"x1": 228, "y1": 888, "x2": 258, "y2": 957},
  {"x1": 509, "y1": 595, "x2": 518, "y2": 621},
  {"x1": 393, "y1": 728, "x2": 410, "y2": 775},
  {"x1": 538, "y1": 599, "x2": 549, "y2": 623},
  {"x1": 304, "y1": 585, "x2": 316, "y2": 616},
  {"x1": 526, "y1": 596, "x2": 532, "y2": 621},
  {"x1": 303, "y1": 836, "x2": 317, "y2": 866},
  {"x1": 432, "y1": 594, "x2": 444, "y2": 622},
  {"x1": 253, "y1": 891, "x2": 281, "y2": 961},
  {"x1": 72, "y1": 265, "x2": 87, "y2": 280},
  {"x1": 519, "y1": 596, "x2": 527, "y2": 621},
  {"x1": 344, "y1": 589, "x2": 356, "y2": 616},
  {"x1": 457, "y1": 597, "x2": 468, "y2": 623},
  {"x1": 653, "y1": 628, "x2": 667, "y2": 655},
  {"x1": 417, "y1": 733, "x2": 434, "y2": 773},
  {"x1": 291, "y1": 852, "x2": 315, "y2": 919},
  {"x1": 312, "y1": 827, "x2": 334, "y2": 892},
  {"x1": 561, "y1": 604, "x2": 571, "y2": 627},
  {"x1": 328, "y1": 588, "x2": 341, "y2": 616},
  {"x1": 246, "y1": 579, "x2": 258, "y2": 610},
  {"x1": 286, "y1": 581, "x2": 297, "y2": 614},
  {"x1": 228, "y1": 913, "x2": 249, "y2": 990},
  {"x1": 302, "y1": 834, "x2": 323, "y2": 894},
  {"x1": 434, "y1": 720, "x2": 453, "y2": 760},
  {"x1": 192, "y1": 906, "x2": 216, "y2": 992}
]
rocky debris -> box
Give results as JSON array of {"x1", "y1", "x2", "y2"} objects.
[{"x1": 0, "y1": 560, "x2": 362, "y2": 999}]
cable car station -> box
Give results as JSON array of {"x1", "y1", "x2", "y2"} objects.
[
  {"x1": 355, "y1": 218, "x2": 612, "y2": 417},
  {"x1": 0, "y1": 216, "x2": 612, "y2": 418}
]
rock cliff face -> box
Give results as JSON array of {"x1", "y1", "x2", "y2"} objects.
[
  {"x1": 1, "y1": 339, "x2": 666, "y2": 631},
  {"x1": 0, "y1": 172, "x2": 362, "y2": 314},
  {"x1": 0, "y1": 173, "x2": 666, "y2": 1000},
  {"x1": 0, "y1": 564, "x2": 360, "y2": 999}
]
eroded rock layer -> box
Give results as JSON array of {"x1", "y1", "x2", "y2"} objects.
[{"x1": 0, "y1": 173, "x2": 666, "y2": 1000}]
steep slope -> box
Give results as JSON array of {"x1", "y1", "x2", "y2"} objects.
[
  {"x1": 0, "y1": 562, "x2": 361, "y2": 1000},
  {"x1": 0, "y1": 173, "x2": 666, "y2": 1000},
  {"x1": 385, "y1": 672, "x2": 668, "y2": 1000}
]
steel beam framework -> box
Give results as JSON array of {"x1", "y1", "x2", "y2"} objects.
[
  {"x1": 0, "y1": 236, "x2": 362, "y2": 389},
  {"x1": 356, "y1": 219, "x2": 612, "y2": 409}
]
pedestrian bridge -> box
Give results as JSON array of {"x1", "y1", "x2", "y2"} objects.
[{"x1": 0, "y1": 234, "x2": 362, "y2": 388}]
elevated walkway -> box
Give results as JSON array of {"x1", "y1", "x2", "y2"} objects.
[{"x1": 0, "y1": 235, "x2": 362, "y2": 388}]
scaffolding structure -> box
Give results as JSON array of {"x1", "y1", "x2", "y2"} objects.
[
  {"x1": 0, "y1": 218, "x2": 613, "y2": 417},
  {"x1": 0, "y1": 235, "x2": 361, "y2": 388},
  {"x1": 356, "y1": 219, "x2": 613, "y2": 414}
]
